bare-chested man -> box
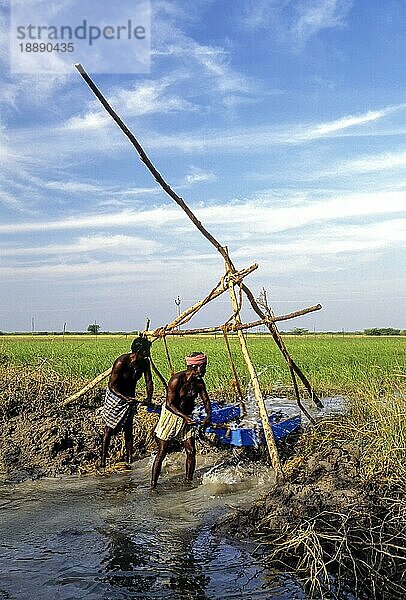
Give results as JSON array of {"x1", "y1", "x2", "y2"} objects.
[
  {"x1": 151, "y1": 352, "x2": 211, "y2": 488},
  {"x1": 100, "y1": 336, "x2": 153, "y2": 469}
]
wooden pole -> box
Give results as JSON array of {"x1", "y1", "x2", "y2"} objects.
[
  {"x1": 62, "y1": 367, "x2": 111, "y2": 406},
  {"x1": 259, "y1": 288, "x2": 322, "y2": 416},
  {"x1": 145, "y1": 303, "x2": 322, "y2": 337},
  {"x1": 289, "y1": 365, "x2": 315, "y2": 423},
  {"x1": 144, "y1": 320, "x2": 168, "y2": 391},
  {"x1": 149, "y1": 355, "x2": 168, "y2": 392},
  {"x1": 147, "y1": 263, "x2": 258, "y2": 337},
  {"x1": 225, "y1": 256, "x2": 283, "y2": 478},
  {"x1": 163, "y1": 335, "x2": 174, "y2": 376},
  {"x1": 238, "y1": 282, "x2": 323, "y2": 406}
]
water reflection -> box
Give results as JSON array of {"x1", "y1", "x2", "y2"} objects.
[{"x1": 99, "y1": 495, "x2": 210, "y2": 598}]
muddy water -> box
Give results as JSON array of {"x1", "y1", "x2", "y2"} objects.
[
  {"x1": 0, "y1": 452, "x2": 306, "y2": 600},
  {"x1": 0, "y1": 396, "x2": 347, "y2": 599}
]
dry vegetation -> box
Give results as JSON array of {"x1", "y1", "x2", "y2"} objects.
[{"x1": 216, "y1": 380, "x2": 405, "y2": 599}]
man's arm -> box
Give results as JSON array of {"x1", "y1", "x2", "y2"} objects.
[
  {"x1": 166, "y1": 375, "x2": 196, "y2": 425},
  {"x1": 199, "y1": 380, "x2": 212, "y2": 427},
  {"x1": 108, "y1": 357, "x2": 135, "y2": 403}
]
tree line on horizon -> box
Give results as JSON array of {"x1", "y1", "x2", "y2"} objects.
[{"x1": 0, "y1": 326, "x2": 404, "y2": 336}]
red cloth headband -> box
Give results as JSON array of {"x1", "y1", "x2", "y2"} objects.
[{"x1": 185, "y1": 353, "x2": 207, "y2": 366}]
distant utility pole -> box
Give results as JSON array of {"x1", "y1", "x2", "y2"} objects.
[
  {"x1": 63, "y1": 322, "x2": 67, "y2": 342},
  {"x1": 31, "y1": 316, "x2": 35, "y2": 335},
  {"x1": 174, "y1": 296, "x2": 182, "y2": 330}
]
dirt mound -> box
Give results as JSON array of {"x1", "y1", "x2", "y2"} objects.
[
  {"x1": 0, "y1": 365, "x2": 159, "y2": 482},
  {"x1": 215, "y1": 444, "x2": 366, "y2": 535},
  {"x1": 214, "y1": 444, "x2": 405, "y2": 599}
]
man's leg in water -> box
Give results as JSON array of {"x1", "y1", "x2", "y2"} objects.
[
  {"x1": 184, "y1": 437, "x2": 196, "y2": 483},
  {"x1": 123, "y1": 417, "x2": 134, "y2": 464},
  {"x1": 101, "y1": 425, "x2": 114, "y2": 468},
  {"x1": 151, "y1": 438, "x2": 169, "y2": 488}
]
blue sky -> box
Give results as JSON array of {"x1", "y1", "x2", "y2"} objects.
[{"x1": 0, "y1": 0, "x2": 405, "y2": 332}]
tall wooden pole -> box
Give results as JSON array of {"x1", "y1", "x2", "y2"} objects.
[{"x1": 225, "y1": 255, "x2": 283, "y2": 478}]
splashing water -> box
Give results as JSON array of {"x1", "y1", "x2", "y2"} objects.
[{"x1": 201, "y1": 459, "x2": 276, "y2": 490}]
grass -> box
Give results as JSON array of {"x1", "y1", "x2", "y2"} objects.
[
  {"x1": 290, "y1": 380, "x2": 406, "y2": 486},
  {"x1": 0, "y1": 333, "x2": 404, "y2": 397}
]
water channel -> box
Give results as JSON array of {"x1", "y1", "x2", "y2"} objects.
[
  {"x1": 0, "y1": 452, "x2": 308, "y2": 600},
  {"x1": 0, "y1": 396, "x2": 347, "y2": 599}
]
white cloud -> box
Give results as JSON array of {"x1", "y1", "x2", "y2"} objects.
[
  {"x1": 64, "y1": 73, "x2": 196, "y2": 131},
  {"x1": 292, "y1": 0, "x2": 353, "y2": 43},
  {"x1": 3, "y1": 102, "x2": 402, "y2": 182},
  {"x1": 296, "y1": 106, "x2": 401, "y2": 140},
  {"x1": 64, "y1": 111, "x2": 111, "y2": 132},
  {"x1": 0, "y1": 260, "x2": 160, "y2": 281},
  {"x1": 0, "y1": 190, "x2": 27, "y2": 211},
  {"x1": 321, "y1": 150, "x2": 406, "y2": 177},
  {"x1": 142, "y1": 105, "x2": 406, "y2": 153},
  {"x1": 183, "y1": 166, "x2": 217, "y2": 185},
  {"x1": 118, "y1": 4, "x2": 262, "y2": 113},
  {"x1": 0, "y1": 206, "x2": 182, "y2": 234},
  {"x1": 235, "y1": 218, "x2": 406, "y2": 260},
  {"x1": 1, "y1": 234, "x2": 162, "y2": 258},
  {"x1": 0, "y1": 5, "x2": 70, "y2": 111},
  {"x1": 116, "y1": 186, "x2": 161, "y2": 197},
  {"x1": 112, "y1": 76, "x2": 196, "y2": 116},
  {"x1": 45, "y1": 180, "x2": 110, "y2": 194},
  {"x1": 197, "y1": 190, "x2": 406, "y2": 238},
  {"x1": 190, "y1": 45, "x2": 252, "y2": 95},
  {"x1": 243, "y1": 0, "x2": 353, "y2": 46},
  {"x1": 1, "y1": 189, "x2": 404, "y2": 238}
]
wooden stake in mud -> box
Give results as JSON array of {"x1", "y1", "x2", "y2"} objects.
[
  {"x1": 225, "y1": 256, "x2": 283, "y2": 479},
  {"x1": 162, "y1": 335, "x2": 174, "y2": 376},
  {"x1": 259, "y1": 289, "x2": 319, "y2": 421}
]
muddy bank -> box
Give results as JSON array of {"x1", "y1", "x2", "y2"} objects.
[
  {"x1": 0, "y1": 404, "x2": 161, "y2": 483},
  {"x1": 214, "y1": 443, "x2": 405, "y2": 599},
  {"x1": 2, "y1": 365, "x2": 404, "y2": 598},
  {"x1": 0, "y1": 365, "x2": 161, "y2": 482},
  {"x1": 215, "y1": 444, "x2": 365, "y2": 536}
]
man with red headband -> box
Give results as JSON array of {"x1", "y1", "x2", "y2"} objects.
[{"x1": 151, "y1": 352, "x2": 211, "y2": 489}]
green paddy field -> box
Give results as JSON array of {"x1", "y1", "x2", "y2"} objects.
[{"x1": 0, "y1": 333, "x2": 403, "y2": 396}]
